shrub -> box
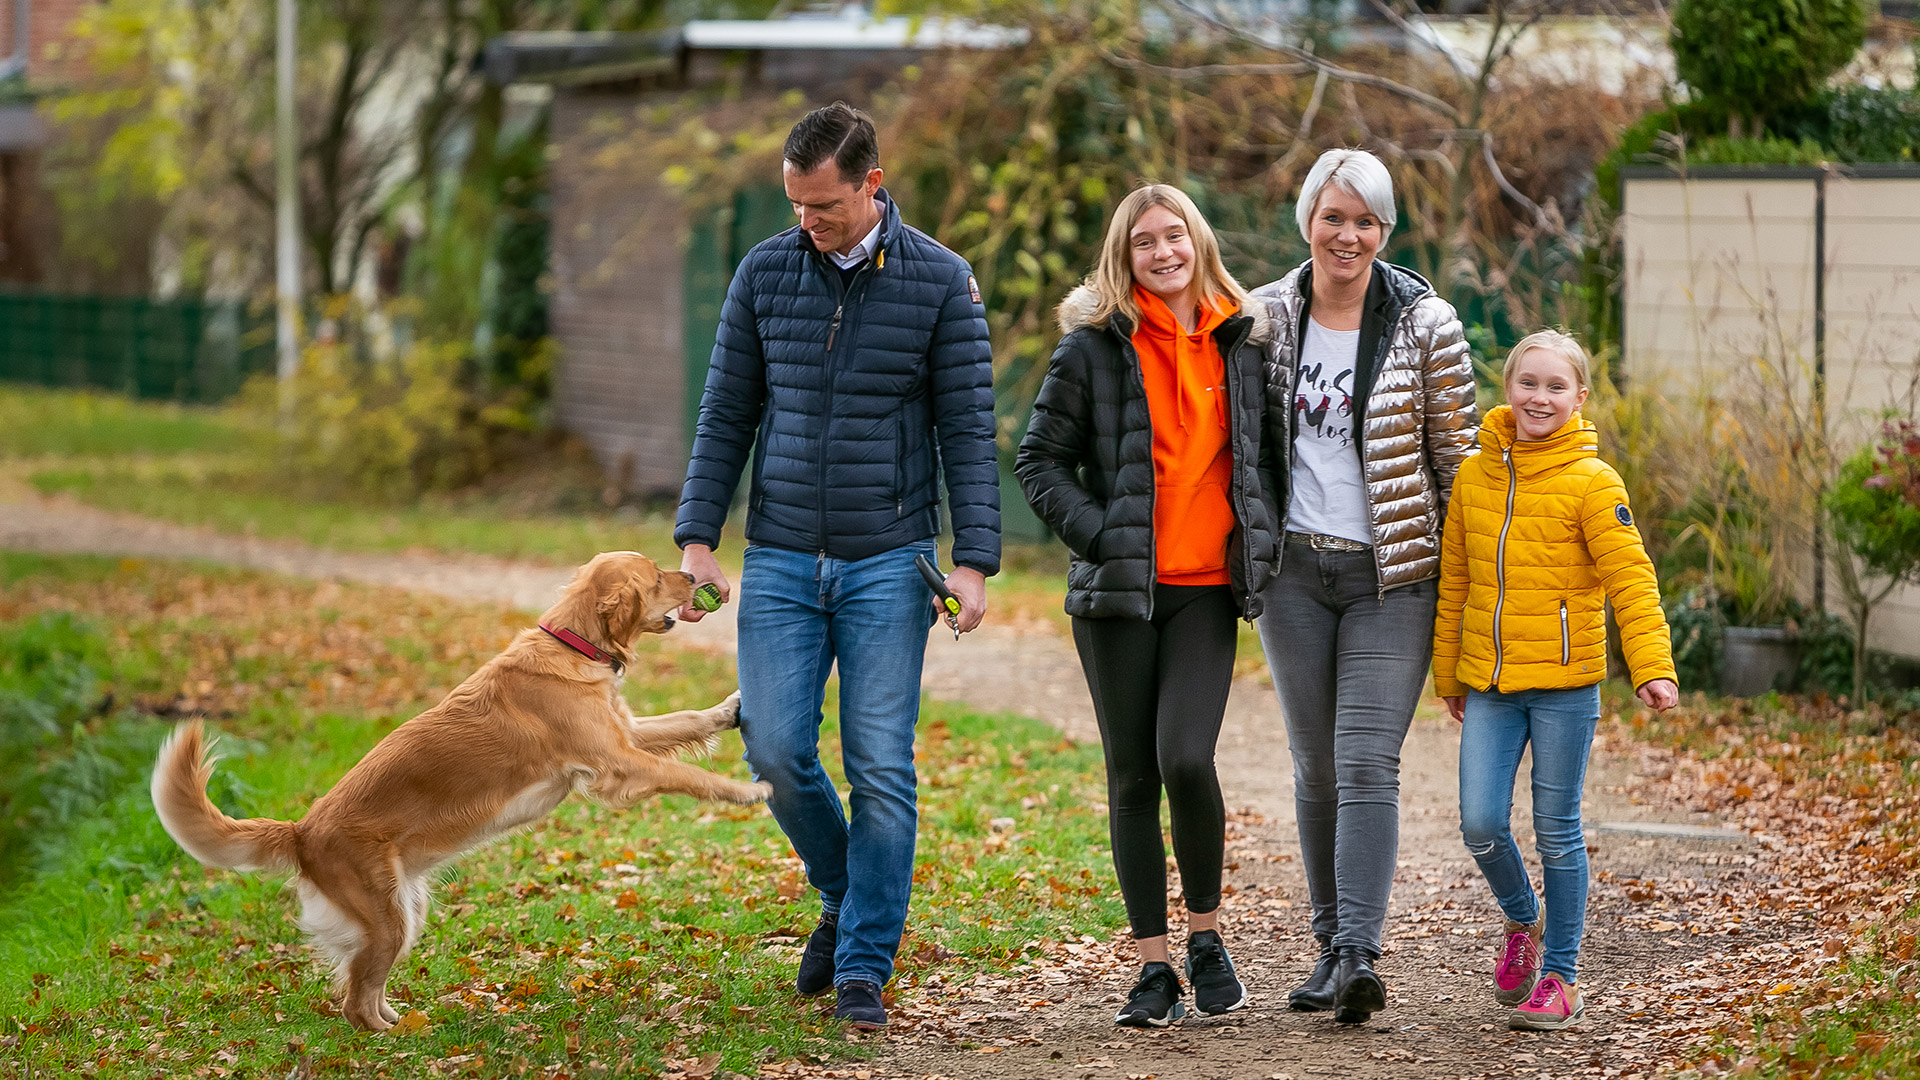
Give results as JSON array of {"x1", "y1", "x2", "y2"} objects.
[
  {"x1": 1815, "y1": 85, "x2": 1920, "y2": 162},
  {"x1": 0, "y1": 614, "x2": 110, "y2": 884},
  {"x1": 1825, "y1": 422, "x2": 1920, "y2": 700},
  {"x1": 249, "y1": 336, "x2": 549, "y2": 501},
  {"x1": 1670, "y1": 0, "x2": 1869, "y2": 137}
]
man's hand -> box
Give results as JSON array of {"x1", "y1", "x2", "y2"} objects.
[
  {"x1": 1442, "y1": 695, "x2": 1466, "y2": 723},
  {"x1": 943, "y1": 566, "x2": 988, "y2": 634},
  {"x1": 678, "y1": 544, "x2": 731, "y2": 622},
  {"x1": 1636, "y1": 678, "x2": 1679, "y2": 711}
]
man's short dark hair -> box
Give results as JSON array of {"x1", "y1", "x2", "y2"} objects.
[{"x1": 784, "y1": 102, "x2": 879, "y2": 185}]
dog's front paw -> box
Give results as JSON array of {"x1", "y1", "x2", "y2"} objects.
[
  {"x1": 711, "y1": 691, "x2": 742, "y2": 731},
  {"x1": 733, "y1": 780, "x2": 773, "y2": 804}
]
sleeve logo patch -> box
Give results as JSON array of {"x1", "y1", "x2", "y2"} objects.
[
  {"x1": 967, "y1": 275, "x2": 982, "y2": 305},
  {"x1": 1615, "y1": 503, "x2": 1633, "y2": 527}
]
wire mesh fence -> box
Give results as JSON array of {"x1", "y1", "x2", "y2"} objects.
[{"x1": 0, "y1": 292, "x2": 276, "y2": 403}]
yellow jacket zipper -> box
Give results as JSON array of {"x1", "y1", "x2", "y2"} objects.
[
  {"x1": 1489, "y1": 444, "x2": 1517, "y2": 688},
  {"x1": 1559, "y1": 598, "x2": 1570, "y2": 665}
]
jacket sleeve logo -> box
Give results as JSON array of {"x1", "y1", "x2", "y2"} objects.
[
  {"x1": 967, "y1": 275, "x2": 982, "y2": 305},
  {"x1": 1615, "y1": 503, "x2": 1633, "y2": 527}
]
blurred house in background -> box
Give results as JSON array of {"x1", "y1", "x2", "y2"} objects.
[
  {"x1": 485, "y1": 9, "x2": 1027, "y2": 505},
  {"x1": 0, "y1": 0, "x2": 92, "y2": 285}
]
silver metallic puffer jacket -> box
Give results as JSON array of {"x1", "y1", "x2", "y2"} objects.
[{"x1": 1252, "y1": 261, "x2": 1479, "y2": 593}]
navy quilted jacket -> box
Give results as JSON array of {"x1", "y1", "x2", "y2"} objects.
[{"x1": 675, "y1": 190, "x2": 1001, "y2": 574}]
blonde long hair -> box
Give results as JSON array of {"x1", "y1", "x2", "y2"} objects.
[{"x1": 1078, "y1": 184, "x2": 1249, "y2": 330}]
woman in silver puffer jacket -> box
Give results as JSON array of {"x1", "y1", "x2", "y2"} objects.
[{"x1": 1252, "y1": 148, "x2": 1478, "y2": 1026}]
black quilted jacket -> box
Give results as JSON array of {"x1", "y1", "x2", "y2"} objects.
[
  {"x1": 1015, "y1": 285, "x2": 1280, "y2": 620},
  {"x1": 674, "y1": 190, "x2": 1001, "y2": 574}
]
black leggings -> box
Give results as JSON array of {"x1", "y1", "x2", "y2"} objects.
[{"x1": 1071, "y1": 583, "x2": 1237, "y2": 939}]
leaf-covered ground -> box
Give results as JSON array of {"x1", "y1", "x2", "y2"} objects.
[
  {"x1": 4, "y1": 387, "x2": 1919, "y2": 1079},
  {"x1": 1585, "y1": 700, "x2": 1920, "y2": 1079},
  {"x1": 0, "y1": 553, "x2": 1122, "y2": 1079}
]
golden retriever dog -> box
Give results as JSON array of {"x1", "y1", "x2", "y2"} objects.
[{"x1": 150, "y1": 551, "x2": 768, "y2": 1032}]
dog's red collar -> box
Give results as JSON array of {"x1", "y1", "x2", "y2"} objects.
[{"x1": 538, "y1": 622, "x2": 623, "y2": 675}]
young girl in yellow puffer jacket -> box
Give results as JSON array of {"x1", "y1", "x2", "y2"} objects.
[{"x1": 1432, "y1": 329, "x2": 1678, "y2": 1032}]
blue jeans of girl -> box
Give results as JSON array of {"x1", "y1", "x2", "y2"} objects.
[{"x1": 1457, "y1": 684, "x2": 1601, "y2": 982}]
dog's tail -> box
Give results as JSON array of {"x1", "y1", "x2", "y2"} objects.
[{"x1": 151, "y1": 720, "x2": 298, "y2": 874}]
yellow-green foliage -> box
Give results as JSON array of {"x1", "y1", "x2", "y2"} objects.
[{"x1": 251, "y1": 338, "x2": 539, "y2": 501}]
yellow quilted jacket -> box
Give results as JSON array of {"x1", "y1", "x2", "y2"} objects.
[{"x1": 1432, "y1": 406, "x2": 1676, "y2": 696}]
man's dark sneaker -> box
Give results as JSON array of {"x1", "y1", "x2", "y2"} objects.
[
  {"x1": 1331, "y1": 948, "x2": 1387, "y2": 1025},
  {"x1": 795, "y1": 912, "x2": 838, "y2": 997},
  {"x1": 1288, "y1": 937, "x2": 1338, "y2": 1012},
  {"x1": 1184, "y1": 930, "x2": 1248, "y2": 1016},
  {"x1": 1115, "y1": 961, "x2": 1186, "y2": 1028},
  {"x1": 834, "y1": 979, "x2": 887, "y2": 1030}
]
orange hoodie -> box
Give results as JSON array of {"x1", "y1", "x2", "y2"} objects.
[{"x1": 1132, "y1": 286, "x2": 1237, "y2": 586}]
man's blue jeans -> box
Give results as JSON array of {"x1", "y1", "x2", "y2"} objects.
[
  {"x1": 1457, "y1": 684, "x2": 1601, "y2": 982},
  {"x1": 735, "y1": 540, "x2": 934, "y2": 989}
]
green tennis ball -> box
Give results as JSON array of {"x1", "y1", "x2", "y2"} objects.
[{"x1": 692, "y1": 583, "x2": 724, "y2": 612}]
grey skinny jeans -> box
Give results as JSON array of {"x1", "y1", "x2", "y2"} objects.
[{"x1": 1256, "y1": 546, "x2": 1437, "y2": 957}]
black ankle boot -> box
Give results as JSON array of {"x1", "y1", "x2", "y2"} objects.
[
  {"x1": 1288, "y1": 937, "x2": 1338, "y2": 1012},
  {"x1": 1331, "y1": 948, "x2": 1386, "y2": 1024}
]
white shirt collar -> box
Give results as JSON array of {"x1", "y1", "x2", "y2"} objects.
[{"x1": 825, "y1": 212, "x2": 883, "y2": 269}]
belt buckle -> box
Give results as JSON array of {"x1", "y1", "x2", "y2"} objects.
[{"x1": 1310, "y1": 533, "x2": 1340, "y2": 551}]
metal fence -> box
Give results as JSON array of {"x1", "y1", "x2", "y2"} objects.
[{"x1": 0, "y1": 292, "x2": 276, "y2": 403}]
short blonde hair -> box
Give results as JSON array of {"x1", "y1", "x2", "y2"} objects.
[
  {"x1": 1503, "y1": 329, "x2": 1591, "y2": 390},
  {"x1": 1079, "y1": 184, "x2": 1249, "y2": 330}
]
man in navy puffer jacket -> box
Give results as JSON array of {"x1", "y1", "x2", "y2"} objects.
[{"x1": 673, "y1": 103, "x2": 1000, "y2": 1030}]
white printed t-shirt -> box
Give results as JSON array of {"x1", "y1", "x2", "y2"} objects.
[{"x1": 1287, "y1": 317, "x2": 1374, "y2": 545}]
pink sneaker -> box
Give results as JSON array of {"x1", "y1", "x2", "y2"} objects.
[
  {"x1": 1510, "y1": 973, "x2": 1584, "y2": 1031},
  {"x1": 1494, "y1": 919, "x2": 1542, "y2": 1005}
]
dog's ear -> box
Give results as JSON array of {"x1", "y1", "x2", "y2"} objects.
[{"x1": 596, "y1": 563, "x2": 655, "y2": 640}]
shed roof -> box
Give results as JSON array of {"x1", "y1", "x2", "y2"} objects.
[{"x1": 484, "y1": 12, "x2": 1025, "y2": 86}]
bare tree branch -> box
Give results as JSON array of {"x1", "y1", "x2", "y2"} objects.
[
  {"x1": 1365, "y1": 0, "x2": 1473, "y2": 83},
  {"x1": 1159, "y1": 0, "x2": 1463, "y2": 123},
  {"x1": 1101, "y1": 52, "x2": 1314, "y2": 78},
  {"x1": 1480, "y1": 132, "x2": 1557, "y2": 234},
  {"x1": 1292, "y1": 67, "x2": 1331, "y2": 157}
]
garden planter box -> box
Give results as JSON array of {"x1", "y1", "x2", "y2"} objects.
[{"x1": 1720, "y1": 626, "x2": 1801, "y2": 697}]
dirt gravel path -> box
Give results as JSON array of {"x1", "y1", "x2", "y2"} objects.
[{"x1": 2, "y1": 488, "x2": 1778, "y2": 1078}]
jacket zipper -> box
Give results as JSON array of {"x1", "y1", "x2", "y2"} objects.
[
  {"x1": 1121, "y1": 328, "x2": 1156, "y2": 621},
  {"x1": 1489, "y1": 444, "x2": 1517, "y2": 688},
  {"x1": 1360, "y1": 302, "x2": 1415, "y2": 600},
  {"x1": 1216, "y1": 318, "x2": 1258, "y2": 618},
  {"x1": 817, "y1": 260, "x2": 861, "y2": 555},
  {"x1": 1559, "y1": 598, "x2": 1570, "y2": 665}
]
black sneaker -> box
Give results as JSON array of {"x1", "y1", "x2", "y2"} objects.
[
  {"x1": 834, "y1": 979, "x2": 887, "y2": 1030},
  {"x1": 1115, "y1": 961, "x2": 1186, "y2": 1028},
  {"x1": 795, "y1": 912, "x2": 837, "y2": 997},
  {"x1": 1184, "y1": 929, "x2": 1248, "y2": 1016}
]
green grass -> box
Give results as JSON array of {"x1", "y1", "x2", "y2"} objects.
[
  {"x1": 30, "y1": 461, "x2": 694, "y2": 566},
  {"x1": 1699, "y1": 950, "x2": 1920, "y2": 1080},
  {"x1": 0, "y1": 384, "x2": 258, "y2": 458},
  {"x1": 5, "y1": 386, "x2": 1094, "y2": 631},
  {"x1": 0, "y1": 553, "x2": 1119, "y2": 1078}
]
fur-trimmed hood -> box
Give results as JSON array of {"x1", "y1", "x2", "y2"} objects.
[
  {"x1": 1019, "y1": 281, "x2": 1284, "y2": 622},
  {"x1": 1056, "y1": 283, "x2": 1276, "y2": 346}
]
